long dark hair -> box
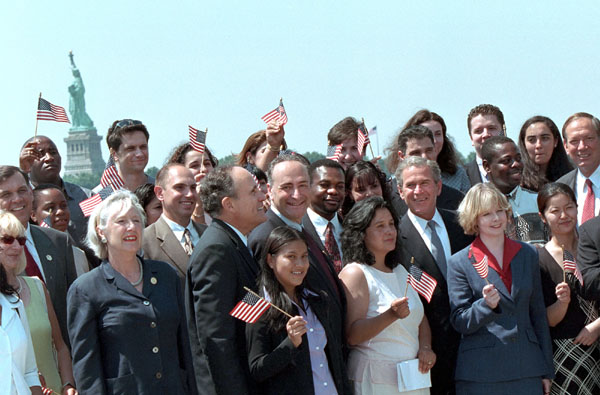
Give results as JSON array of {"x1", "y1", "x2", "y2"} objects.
[
  {"x1": 518, "y1": 116, "x2": 573, "y2": 191},
  {"x1": 341, "y1": 196, "x2": 399, "y2": 269},
  {"x1": 0, "y1": 265, "x2": 17, "y2": 296},
  {"x1": 342, "y1": 161, "x2": 391, "y2": 217},
  {"x1": 258, "y1": 226, "x2": 307, "y2": 332}
]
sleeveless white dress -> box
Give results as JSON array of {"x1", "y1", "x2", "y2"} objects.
[{"x1": 347, "y1": 263, "x2": 429, "y2": 395}]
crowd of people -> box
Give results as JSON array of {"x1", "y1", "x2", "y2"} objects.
[{"x1": 2, "y1": 103, "x2": 600, "y2": 395}]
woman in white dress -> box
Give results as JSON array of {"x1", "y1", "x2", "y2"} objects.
[{"x1": 339, "y1": 196, "x2": 435, "y2": 394}]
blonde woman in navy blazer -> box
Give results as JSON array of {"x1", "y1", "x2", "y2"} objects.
[
  {"x1": 67, "y1": 191, "x2": 196, "y2": 394},
  {"x1": 447, "y1": 183, "x2": 553, "y2": 395}
]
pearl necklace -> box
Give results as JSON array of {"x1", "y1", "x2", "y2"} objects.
[{"x1": 130, "y1": 259, "x2": 143, "y2": 286}]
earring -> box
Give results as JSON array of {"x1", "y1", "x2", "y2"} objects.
[{"x1": 101, "y1": 237, "x2": 107, "y2": 244}]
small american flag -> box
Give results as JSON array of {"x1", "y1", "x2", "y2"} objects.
[
  {"x1": 229, "y1": 291, "x2": 271, "y2": 323},
  {"x1": 472, "y1": 253, "x2": 489, "y2": 280},
  {"x1": 563, "y1": 249, "x2": 583, "y2": 285},
  {"x1": 100, "y1": 157, "x2": 124, "y2": 190},
  {"x1": 79, "y1": 186, "x2": 114, "y2": 217},
  {"x1": 37, "y1": 97, "x2": 70, "y2": 123},
  {"x1": 189, "y1": 125, "x2": 207, "y2": 154},
  {"x1": 326, "y1": 144, "x2": 342, "y2": 161},
  {"x1": 407, "y1": 265, "x2": 437, "y2": 303},
  {"x1": 369, "y1": 126, "x2": 377, "y2": 135},
  {"x1": 40, "y1": 216, "x2": 52, "y2": 228},
  {"x1": 357, "y1": 121, "x2": 370, "y2": 156},
  {"x1": 261, "y1": 98, "x2": 288, "y2": 125}
]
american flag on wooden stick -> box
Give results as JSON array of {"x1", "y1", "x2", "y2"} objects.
[
  {"x1": 472, "y1": 253, "x2": 489, "y2": 280},
  {"x1": 40, "y1": 216, "x2": 52, "y2": 228},
  {"x1": 100, "y1": 157, "x2": 124, "y2": 190},
  {"x1": 189, "y1": 125, "x2": 207, "y2": 154},
  {"x1": 37, "y1": 97, "x2": 70, "y2": 123},
  {"x1": 229, "y1": 291, "x2": 271, "y2": 323},
  {"x1": 357, "y1": 121, "x2": 370, "y2": 156},
  {"x1": 79, "y1": 186, "x2": 114, "y2": 217},
  {"x1": 326, "y1": 144, "x2": 342, "y2": 162},
  {"x1": 261, "y1": 98, "x2": 288, "y2": 125},
  {"x1": 407, "y1": 265, "x2": 437, "y2": 303},
  {"x1": 563, "y1": 249, "x2": 583, "y2": 285}
]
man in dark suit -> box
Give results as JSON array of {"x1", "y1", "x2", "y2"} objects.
[
  {"x1": 303, "y1": 159, "x2": 345, "y2": 273},
  {"x1": 248, "y1": 154, "x2": 346, "y2": 358},
  {"x1": 389, "y1": 125, "x2": 464, "y2": 217},
  {"x1": 578, "y1": 215, "x2": 600, "y2": 299},
  {"x1": 396, "y1": 156, "x2": 473, "y2": 395},
  {"x1": 556, "y1": 112, "x2": 600, "y2": 225},
  {"x1": 464, "y1": 104, "x2": 506, "y2": 186},
  {"x1": 143, "y1": 164, "x2": 206, "y2": 279},
  {"x1": 0, "y1": 165, "x2": 77, "y2": 344},
  {"x1": 186, "y1": 166, "x2": 267, "y2": 395}
]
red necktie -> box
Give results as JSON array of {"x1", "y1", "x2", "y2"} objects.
[
  {"x1": 324, "y1": 222, "x2": 342, "y2": 273},
  {"x1": 582, "y1": 179, "x2": 595, "y2": 224},
  {"x1": 24, "y1": 245, "x2": 45, "y2": 283}
]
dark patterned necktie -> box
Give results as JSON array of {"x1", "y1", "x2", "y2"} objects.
[
  {"x1": 324, "y1": 222, "x2": 342, "y2": 273},
  {"x1": 183, "y1": 229, "x2": 193, "y2": 256}
]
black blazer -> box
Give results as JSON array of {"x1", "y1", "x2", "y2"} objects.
[
  {"x1": 248, "y1": 210, "x2": 346, "y2": 353},
  {"x1": 399, "y1": 209, "x2": 473, "y2": 395},
  {"x1": 389, "y1": 178, "x2": 465, "y2": 218},
  {"x1": 30, "y1": 224, "x2": 77, "y2": 347},
  {"x1": 67, "y1": 258, "x2": 196, "y2": 395},
  {"x1": 186, "y1": 219, "x2": 259, "y2": 395},
  {"x1": 246, "y1": 291, "x2": 351, "y2": 395},
  {"x1": 578, "y1": 215, "x2": 600, "y2": 301},
  {"x1": 465, "y1": 159, "x2": 483, "y2": 187}
]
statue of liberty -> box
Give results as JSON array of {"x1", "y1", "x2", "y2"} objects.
[{"x1": 68, "y1": 51, "x2": 94, "y2": 129}]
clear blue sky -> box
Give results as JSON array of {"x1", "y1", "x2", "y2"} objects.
[{"x1": 2, "y1": 1, "x2": 599, "y2": 171}]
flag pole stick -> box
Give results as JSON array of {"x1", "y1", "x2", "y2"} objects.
[
  {"x1": 404, "y1": 257, "x2": 414, "y2": 297},
  {"x1": 562, "y1": 244, "x2": 566, "y2": 283},
  {"x1": 200, "y1": 128, "x2": 208, "y2": 163},
  {"x1": 34, "y1": 93, "x2": 41, "y2": 138},
  {"x1": 376, "y1": 127, "x2": 380, "y2": 157},
  {"x1": 244, "y1": 286, "x2": 293, "y2": 319},
  {"x1": 362, "y1": 118, "x2": 375, "y2": 158}
]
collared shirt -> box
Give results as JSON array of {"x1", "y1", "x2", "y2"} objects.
[
  {"x1": 476, "y1": 156, "x2": 488, "y2": 182},
  {"x1": 221, "y1": 220, "x2": 249, "y2": 247},
  {"x1": 407, "y1": 209, "x2": 451, "y2": 262},
  {"x1": 575, "y1": 167, "x2": 600, "y2": 225},
  {"x1": 270, "y1": 205, "x2": 303, "y2": 232},
  {"x1": 161, "y1": 214, "x2": 200, "y2": 250},
  {"x1": 306, "y1": 208, "x2": 343, "y2": 260},
  {"x1": 24, "y1": 224, "x2": 45, "y2": 281}
]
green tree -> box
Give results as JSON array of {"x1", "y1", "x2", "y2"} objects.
[
  {"x1": 63, "y1": 173, "x2": 101, "y2": 190},
  {"x1": 301, "y1": 151, "x2": 325, "y2": 163},
  {"x1": 218, "y1": 154, "x2": 237, "y2": 166},
  {"x1": 146, "y1": 166, "x2": 159, "y2": 178}
]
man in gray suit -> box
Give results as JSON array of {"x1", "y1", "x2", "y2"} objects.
[
  {"x1": 557, "y1": 112, "x2": 600, "y2": 225},
  {"x1": 0, "y1": 165, "x2": 77, "y2": 344},
  {"x1": 143, "y1": 163, "x2": 206, "y2": 279}
]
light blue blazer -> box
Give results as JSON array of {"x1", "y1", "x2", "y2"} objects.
[{"x1": 447, "y1": 242, "x2": 554, "y2": 383}]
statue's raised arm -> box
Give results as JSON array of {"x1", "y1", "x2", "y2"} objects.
[{"x1": 68, "y1": 51, "x2": 94, "y2": 129}]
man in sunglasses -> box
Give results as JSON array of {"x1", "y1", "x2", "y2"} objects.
[
  {"x1": 0, "y1": 165, "x2": 77, "y2": 346},
  {"x1": 92, "y1": 119, "x2": 153, "y2": 193}
]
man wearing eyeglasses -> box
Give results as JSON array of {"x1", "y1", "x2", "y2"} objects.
[
  {"x1": 0, "y1": 165, "x2": 77, "y2": 346},
  {"x1": 92, "y1": 119, "x2": 153, "y2": 193}
]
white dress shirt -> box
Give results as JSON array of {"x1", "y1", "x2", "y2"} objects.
[
  {"x1": 575, "y1": 167, "x2": 600, "y2": 225},
  {"x1": 161, "y1": 214, "x2": 200, "y2": 250},
  {"x1": 306, "y1": 208, "x2": 343, "y2": 260},
  {"x1": 407, "y1": 209, "x2": 451, "y2": 262},
  {"x1": 24, "y1": 224, "x2": 45, "y2": 281},
  {"x1": 476, "y1": 156, "x2": 488, "y2": 182}
]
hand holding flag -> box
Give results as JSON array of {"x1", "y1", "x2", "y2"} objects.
[
  {"x1": 261, "y1": 98, "x2": 288, "y2": 125},
  {"x1": 230, "y1": 287, "x2": 293, "y2": 324}
]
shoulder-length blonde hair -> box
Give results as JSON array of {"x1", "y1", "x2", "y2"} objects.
[
  {"x1": 0, "y1": 211, "x2": 27, "y2": 274},
  {"x1": 458, "y1": 183, "x2": 512, "y2": 235}
]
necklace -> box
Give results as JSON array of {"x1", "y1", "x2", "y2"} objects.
[
  {"x1": 15, "y1": 277, "x2": 22, "y2": 294},
  {"x1": 130, "y1": 259, "x2": 143, "y2": 286}
]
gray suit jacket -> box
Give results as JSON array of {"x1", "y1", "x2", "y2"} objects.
[
  {"x1": 142, "y1": 217, "x2": 207, "y2": 279},
  {"x1": 30, "y1": 224, "x2": 77, "y2": 346},
  {"x1": 556, "y1": 169, "x2": 577, "y2": 192}
]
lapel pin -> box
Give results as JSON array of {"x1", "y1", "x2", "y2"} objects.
[
  {"x1": 150, "y1": 277, "x2": 157, "y2": 285},
  {"x1": 46, "y1": 255, "x2": 53, "y2": 261}
]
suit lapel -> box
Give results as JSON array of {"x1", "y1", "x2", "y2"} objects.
[
  {"x1": 213, "y1": 219, "x2": 259, "y2": 279},
  {"x1": 155, "y1": 217, "x2": 189, "y2": 277},
  {"x1": 400, "y1": 217, "x2": 445, "y2": 285},
  {"x1": 30, "y1": 226, "x2": 58, "y2": 294},
  {"x1": 302, "y1": 214, "x2": 326, "y2": 252},
  {"x1": 102, "y1": 261, "x2": 145, "y2": 300},
  {"x1": 465, "y1": 160, "x2": 483, "y2": 186}
]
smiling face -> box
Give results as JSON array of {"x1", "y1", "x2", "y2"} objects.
[
  {"x1": 227, "y1": 167, "x2": 267, "y2": 235},
  {"x1": 337, "y1": 135, "x2": 363, "y2": 170},
  {"x1": 155, "y1": 165, "x2": 197, "y2": 226},
  {"x1": 541, "y1": 193, "x2": 577, "y2": 237},
  {"x1": 524, "y1": 122, "x2": 557, "y2": 168},
  {"x1": 268, "y1": 161, "x2": 310, "y2": 224},
  {"x1": 113, "y1": 131, "x2": 149, "y2": 174},
  {"x1": 469, "y1": 114, "x2": 504, "y2": 156},
  {"x1": 363, "y1": 208, "x2": 397, "y2": 260},
  {"x1": 476, "y1": 205, "x2": 508, "y2": 238},
  {"x1": 32, "y1": 188, "x2": 70, "y2": 232},
  {"x1": 98, "y1": 205, "x2": 144, "y2": 255},
  {"x1": 310, "y1": 166, "x2": 345, "y2": 219},
  {"x1": 0, "y1": 172, "x2": 34, "y2": 227},
  {"x1": 483, "y1": 142, "x2": 523, "y2": 194},
  {"x1": 399, "y1": 165, "x2": 441, "y2": 220},
  {"x1": 563, "y1": 117, "x2": 600, "y2": 178},
  {"x1": 0, "y1": 233, "x2": 25, "y2": 275},
  {"x1": 267, "y1": 239, "x2": 309, "y2": 297},
  {"x1": 420, "y1": 120, "x2": 444, "y2": 157},
  {"x1": 29, "y1": 137, "x2": 62, "y2": 184},
  {"x1": 398, "y1": 137, "x2": 437, "y2": 161}
]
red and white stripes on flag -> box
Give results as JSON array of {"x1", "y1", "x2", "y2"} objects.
[
  {"x1": 261, "y1": 99, "x2": 288, "y2": 125},
  {"x1": 189, "y1": 125, "x2": 207, "y2": 154},
  {"x1": 563, "y1": 249, "x2": 583, "y2": 285},
  {"x1": 229, "y1": 291, "x2": 271, "y2": 323},
  {"x1": 407, "y1": 265, "x2": 437, "y2": 303},
  {"x1": 357, "y1": 122, "x2": 370, "y2": 156},
  {"x1": 472, "y1": 254, "x2": 489, "y2": 280},
  {"x1": 326, "y1": 145, "x2": 342, "y2": 162},
  {"x1": 37, "y1": 97, "x2": 70, "y2": 123},
  {"x1": 40, "y1": 216, "x2": 52, "y2": 228},
  {"x1": 79, "y1": 186, "x2": 114, "y2": 217},
  {"x1": 100, "y1": 157, "x2": 124, "y2": 190}
]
